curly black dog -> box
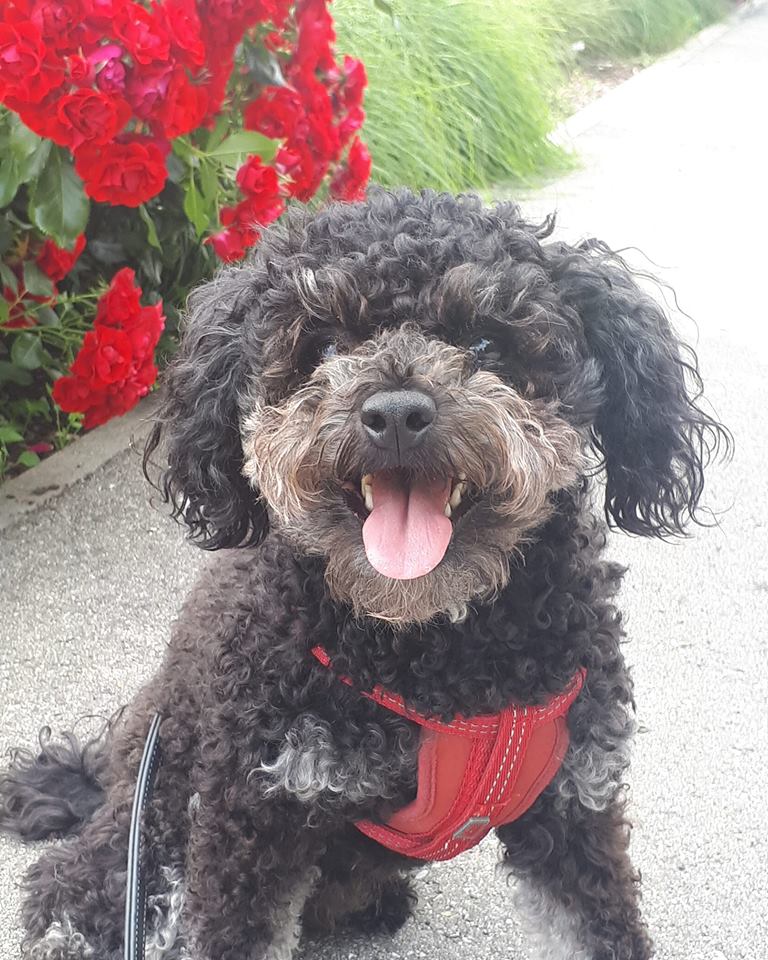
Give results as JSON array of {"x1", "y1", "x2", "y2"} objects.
[{"x1": 0, "y1": 189, "x2": 728, "y2": 960}]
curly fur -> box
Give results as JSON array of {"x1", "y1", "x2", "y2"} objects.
[
  {"x1": 0, "y1": 726, "x2": 109, "y2": 841},
  {"x1": 258, "y1": 715, "x2": 418, "y2": 806},
  {"x1": 1, "y1": 189, "x2": 729, "y2": 960}
]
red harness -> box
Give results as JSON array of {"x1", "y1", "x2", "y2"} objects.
[{"x1": 312, "y1": 646, "x2": 585, "y2": 861}]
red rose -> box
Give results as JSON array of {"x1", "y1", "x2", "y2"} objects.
[
  {"x1": 125, "y1": 62, "x2": 172, "y2": 119},
  {"x1": 329, "y1": 137, "x2": 371, "y2": 202},
  {"x1": 114, "y1": 2, "x2": 171, "y2": 66},
  {"x1": 37, "y1": 233, "x2": 86, "y2": 283},
  {"x1": 71, "y1": 326, "x2": 133, "y2": 387},
  {"x1": 95, "y1": 267, "x2": 142, "y2": 325},
  {"x1": 124, "y1": 303, "x2": 164, "y2": 356},
  {"x1": 157, "y1": 67, "x2": 208, "y2": 139},
  {"x1": 52, "y1": 373, "x2": 93, "y2": 412},
  {"x1": 162, "y1": 0, "x2": 206, "y2": 68},
  {"x1": 54, "y1": 269, "x2": 164, "y2": 428},
  {"x1": 205, "y1": 226, "x2": 257, "y2": 263},
  {"x1": 338, "y1": 105, "x2": 364, "y2": 147},
  {"x1": 275, "y1": 143, "x2": 320, "y2": 202},
  {"x1": 66, "y1": 53, "x2": 91, "y2": 85},
  {"x1": 220, "y1": 195, "x2": 283, "y2": 235},
  {"x1": 340, "y1": 56, "x2": 366, "y2": 108},
  {"x1": 88, "y1": 0, "x2": 119, "y2": 27},
  {"x1": 90, "y1": 44, "x2": 127, "y2": 96},
  {"x1": 0, "y1": 20, "x2": 64, "y2": 103},
  {"x1": 52, "y1": 89, "x2": 131, "y2": 150},
  {"x1": 235, "y1": 155, "x2": 279, "y2": 197},
  {"x1": 244, "y1": 86, "x2": 303, "y2": 140},
  {"x1": 75, "y1": 137, "x2": 168, "y2": 207},
  {"x1": 28, "y1": 1, "x2": 89, "y2": 52},
  {"x1": 293, "y1": 0, "x2": 336, "y2": 80}
]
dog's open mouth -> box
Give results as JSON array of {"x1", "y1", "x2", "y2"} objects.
[{"x1": 341, "y1": 469, "x2": 475, "y2": 580}]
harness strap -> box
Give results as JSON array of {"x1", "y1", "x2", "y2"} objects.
[{"x1": 312, "y1": 646, "x2": 585, "y2": 861}]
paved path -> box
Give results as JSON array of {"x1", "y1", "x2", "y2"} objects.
[{"x1": 2, "y1": 7, "x2": 767, "y2": 959}]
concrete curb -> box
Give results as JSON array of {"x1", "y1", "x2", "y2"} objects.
[{"x1": 0, "y1": 395, "x2": 158, "y2": 534}]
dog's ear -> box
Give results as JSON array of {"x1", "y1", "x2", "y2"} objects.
[
  {"x1": 143, "y1": 267, "x2": 268, "y2": 550},
  {"x1": 548, "y1": 241, "x2": 729, "y2": 537}
]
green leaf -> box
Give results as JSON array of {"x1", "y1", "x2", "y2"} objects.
[
  {"x1": 0, "y1": 118, "x2": 51, "y2": 204},
  {"x1": 28, "y1": 147, "x2": 90, "y2": 247},
  {"x1": 22, "y1": 261, "x2": 55, "y2": 297},
  {"x1": 0, "y1": 361, "x2": 32, "y2": 386},
  {"x1": 206, "y1": 131, "x2": 277, "y2": 162},
  {"x1": 0, "y1": 260, "x2": 18, "y2": 293},
  {"x1": 0, "y1": 156, "x2": 22, "y2": 207},
  {"x1": 205, "y1": 114, "x2": 230, "y2": 153},
  {"x1": 10, "y1": 331, "x2": 46, "y2": 370},
  {"x1": 8, "y1": 114, "x2": 41, "y2": 160},
  {"x1": 35, "y1": 306, "x2": 60, "y2": 327},
  {"x1": 171, "y1": 137, "x2": 196, "y2": 164},
  {"x1": 23, "y1": 138, "x2": 52, "y2": 182},
  {"x1": 139, "y1": 204, "x2": 161, "y2": 250},
  {"x1": 17, "y1": 449, "x2": 40, "y2": 468},
  {"x1": 0, "y1": 298, "x2": 8, "y2": 324},
  {"x1": 183, "y1": 178, "x2": 208, "y2": 238},
  {"x1": 199, "y1": 160, "x2": 219, "y2": 205},
  {"x1": 0, "y1": 425, "x2": 23, "y2": 444}
]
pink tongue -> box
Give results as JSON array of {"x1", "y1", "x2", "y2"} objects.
[{"x1": 362, "y1": 472, "x2": 452, "y2": 580}]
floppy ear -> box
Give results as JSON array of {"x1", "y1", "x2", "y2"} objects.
[
  {"x1": 143, "y1": 267, "x2": 268, "y2": 550},
  {"x1": 549, "y1": 240, "x2": 729, "y2": 537}
]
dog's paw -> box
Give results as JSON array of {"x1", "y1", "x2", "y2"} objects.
[{"x1": 345, "y1": 876, "x2": 417, "y2": 936}]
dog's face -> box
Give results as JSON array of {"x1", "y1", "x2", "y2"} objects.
[
  {"x1": 242, "y1": 317, "x2": 583, "y2": 622},
  {"x1": 146, "y1": 190, "x2": 726, "y2": 624}
]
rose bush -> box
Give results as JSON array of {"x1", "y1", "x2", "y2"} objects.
[{"x1": 0, "y1": 0, "x2": 370, "y2": 478}]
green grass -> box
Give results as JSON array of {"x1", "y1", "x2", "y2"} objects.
[
  {"x1": 333, "y1": 0, "x2": 729, "y2": 191},
  {"x1": 546, "y1": 0, "x2": 728, "y2": 60},
  {"x1": 333, "y1": 0, "x2": 570, "y2": 192}
]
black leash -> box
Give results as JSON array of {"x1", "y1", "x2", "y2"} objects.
[{"x1": 124, "y1": 713, "x2": 163, "y2": 960}]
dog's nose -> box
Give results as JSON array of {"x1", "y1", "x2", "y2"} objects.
[{"x1": 361, "y1": 390, "x2": 436, "y2": 453}]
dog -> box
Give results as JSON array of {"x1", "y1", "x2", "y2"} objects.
[{"x1": 0, "y1": 188, "x2": 728, "y2": 960}]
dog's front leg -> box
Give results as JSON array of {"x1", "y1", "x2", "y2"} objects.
[
  {"x1": 497, "y1": 788, "x2": 652, "y2": 960},
  {"x1": 183, "y1": 787, "x2": 325, "y2": 960}
]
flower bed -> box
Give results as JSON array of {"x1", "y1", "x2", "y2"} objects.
[{"x1": 0, "y1": 0, "x2": 370, "y2": 478}]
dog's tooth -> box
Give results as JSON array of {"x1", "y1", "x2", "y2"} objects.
[
  {"x1": 361, "y1": 475, "x2": 374, "y2": 511},
  {"x1": 449, "y1": 481, "x2": 465, "y2": 509},
  {"x1": 444, "y1": 502, "x2": 452, "y2": 518}
]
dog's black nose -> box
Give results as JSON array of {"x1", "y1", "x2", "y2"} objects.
[{"x1": 361, "y1": 390, "x2": 436, "y2": 453}]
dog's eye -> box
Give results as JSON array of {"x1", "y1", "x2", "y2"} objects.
[
  {"x1": 468, "y1": 337, "x2": 501, "y2": 366},
  {"x1": 320, "y1": 340, "x2": 338, "y2": 359}
]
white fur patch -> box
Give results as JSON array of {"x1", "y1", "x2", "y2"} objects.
[
  {"x1": 256, "y1": 716, "x2": 409, "y2": 804},
  {"x1": 145, "y1": 865, "x2": 189, "y2": 959},
  {"x1": 555, "y1": 713, "x2": 636, "y2": 814},
  {"x1": 27, "y1": 915, "x2": 94, "y2": 960},
  {"x1": 515, "y1": 882, "x2": 593, "y2": 960}
]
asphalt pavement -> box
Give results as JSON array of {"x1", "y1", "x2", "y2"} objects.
[{"x1": 1, "y1": 6, "x2": 767, "y2": 959}]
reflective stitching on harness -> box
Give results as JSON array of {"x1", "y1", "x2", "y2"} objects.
[{"x1": 483, "y1": 709, "x2": 527, "y2": 806}]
